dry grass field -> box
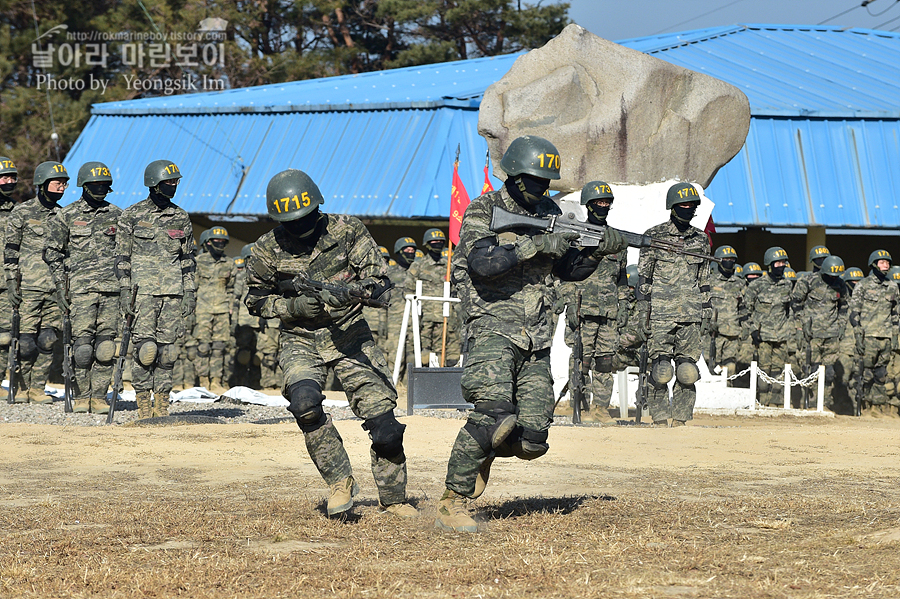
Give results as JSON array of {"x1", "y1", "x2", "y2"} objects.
[{"x1": 2, "y1": 413, "x2": 899, "y2": 598}]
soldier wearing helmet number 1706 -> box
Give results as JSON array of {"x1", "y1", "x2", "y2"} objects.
[
  {"x1": 636, "y1": 182, "x2": 711, "y2": 426},
  {"x1": 434, "y1": 136, "x2": 628, "y2": 533},
  {"x1": 115, "y1": 160, "x2": 196, "y2": 419},
  {"x1": 44, "y1": 162, "x2": 123, "y2": 413},
  {"x1": 4, "y1": 161, "x2": 70, "y2": 403},
  {"x1": 244, "y1": 168, "x2": 416, "y2": 520}
]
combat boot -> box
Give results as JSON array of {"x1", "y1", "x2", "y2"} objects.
[
  {"x1": 90, "y1": 397, "x2": 110, "y2": 415},
  {"x1": 135, "y1": 391, "x2": 153, "y2": 419},
  {"x1": 29, "y1": 387, "x2": 52, "y2": 404},
  {"x1": 471, "y1": 456, "x2": 494, "y2": 499},
  {"x1": 671, "y1": 419, "x2": 687, "y2": 427},
  {"x1": 380, "y1": 502, "x2": 419, "y2": 518},
  {"x1": 583, "y1": 407, "x2": 616, "y2": 424},
  {"x1": 72, "y1": 398, "x2": 91, "y2": 413},
  {"x1": 327, "y1": 476, "x2": 359, "y2": 516},
  {"x1": 435, "y1": 489, "x2": 477, "y2": 533},
  {"x1": 153, "y1": 393, "x2": 170, "y2": 418}
]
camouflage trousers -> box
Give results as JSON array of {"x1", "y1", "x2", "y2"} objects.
[
  {"x1": 257, "y1": 323, "x2": 280, "y2": 389},
  {"x1": 756, "y1": 340, "x2": 789, "y2": 406},
  {"x1": 0, "y1": 290, "x2": 11, "y2": 377},
  {"x1": 805, "y1": 336, "x2": 841, "y2": 410},
  {"x1": 195, "y1": 311, "x2": 230, "y2": 382},
  {"x1": 279, "y1": 317, "x2": 405, "y2": 505},
  {"x1": 419, "y1": 318, "x2": 459, "y2": 366},
  {"x1": 17, "y1": 289, "x2": 61, "y2": 392},
  {"x1": 566, "y1": 315, "x2": 617, "y2": 409},
  {"x1": 445, "y1": 332, "x2": 553, "y2": 497},
  {"x1": 711, "y1": 334, "x2": 743, "y2": 377},
  {"x1": 231, "y1": 324, "x2": 260, "y2": 388},
  {"x1": 885, "y1": 350, "x2": 900, "y2": 408},
  {"x1": 647, "y1": 320, "x2": 700, "y2": 423},
  {"x1": 859, "y1": 337, "x2": 892, "y2": 408},
  {"x1": 71, "y1": 292, "x2": 119, "y2": 401},
  {"x1": 131, "y1": 295, "x2": 185, "y2": 395}
]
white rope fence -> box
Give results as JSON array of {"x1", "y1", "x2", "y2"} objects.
[{"x1": 720, "y1": 361, "x2": 826, "y2": 412}]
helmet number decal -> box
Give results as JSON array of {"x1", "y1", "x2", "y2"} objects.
[
  {"x1": 53, "y1": 164, "x2": 68, "y2": 174},
  {"x1": 273, "y1": 191, "x2": 313, "y2": 213},
  {"x1": 676, "y1": 186, "x2": 699, "y2": 199},
  {"x1": 163, "y1": 164, "x2": 179, "y2": 175},
  {"x1": 537, "y1": 153, "x2": 560, "y2": 170},
  {"x1": 91, "y1": 166, "x2": 110, "y2": 177}
]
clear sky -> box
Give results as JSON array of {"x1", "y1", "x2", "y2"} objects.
[{"x1": 567, "y1": 0, "x2": 900, "y2": 41}]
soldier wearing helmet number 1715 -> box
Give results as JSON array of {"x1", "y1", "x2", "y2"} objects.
[
  {"x1": 44, "y1": 162, "x2": 123, "y2": 414},
  {"x1": 636, "y1": 182, "x2": 711, "y2": 426},
  {"x1": 434, "y1": 136, "x2": 628, "y2": 533},
  {"x1": 245, "y1": 168, "x2": 416, "y2": 520},
  {"x1": 115, "y1": 160, "x2": 196, "y2": 419},
  {"x1": 4, "y1": 161, "x2": 70, "y2": 403}
]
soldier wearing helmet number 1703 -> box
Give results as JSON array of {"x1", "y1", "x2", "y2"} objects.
[
  {"x1": 635, "y1": 182, "x2": 711, "y2": 426},
  {"x1": 115, "y1": 160, "x2": 196, "y2": 419},
  {"x1": 244, "y1": 168, "x2": 416, "y2": 520},
  {"x1": 4, "y1": 161, "x2": 70, "y2": 403},
  {"x1": 44, "y1": 162, "x2": 123, "y2": 413},
  {"x1": 434, "y1": 136, "x2": 628, "y2": 533}
]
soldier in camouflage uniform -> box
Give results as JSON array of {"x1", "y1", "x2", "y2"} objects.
[
  {"x1": 4, "y1": 161, "x2": 70, "y2": 403},
  {"x1": 194, "y1": 226, "x2": 235, "y2": 394},
  {"x1": 173, "y1": 244, "x2": 200, "y2": 391},
  {"x1": 791, "y1": 255, "x2": 849, "y2": 410},
  {"x1": 559, "y1": 181, "x2": 628, "y2": 424},
  {"x1": 245, "y1": 169, "x2": 416, "y2": 519},
  {"x1": 636, "y1": 183, "x2": 711, "y2": 426},
  {"x1": 361, "y1": 246, "x2": 392, "y2": 356},
  {"x1": 0, "y1": 157, "x2": 18, "y2": 380},
  {"x1": 408, "y1": 228, "x2": 459, "y2": 365},
  {"x1": 881, "y1": 266, "x2": 900, "y2": 414},
  {"x1": 435, "y1": 136, "x2": 627, "y2": 532},
  {"x1": 232, "y1": 244, "x2": 261, "y2": 388},
  {"x1": 848, "y1": 250, "x2": 900, "y2": 416},
  {"x1": 842, "y1": 267, "x2": 864, "y2": 291},
  {"x1": 116, "y1": 160, "x2": 196, "y2": 418},
  {"x1": 44, "y1": 162, "x2": 122, "y2": 413},
  {"x1": 385, "y1": 237, "x2": 417, "y2": 379},
  {"x1": 705, "y1": 245, "x2": 746, "y2": 380},
  {"x1": 789, "y1": 246, "x2": 829, "y2": 386},
  {"x1": 615, "y1": 265, "x2": 642, "y2": 369},
  {"x1": 742, "y1": 247, "x2": 793, "y2": 407}
]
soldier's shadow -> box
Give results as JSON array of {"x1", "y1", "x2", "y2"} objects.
[
  {"x1": 483, "y1": 494, "x2": 613, "y2": 521},
  {"x1": 176, "y1": 407, "x2": 245, "y2": 419}
]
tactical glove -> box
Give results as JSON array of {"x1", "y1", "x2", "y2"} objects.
[
  {"x1": 593, "y1": 226, "x2": 628, "y2": 256},
  {"x1": 854, "y1": 330, "x2": 865, "y2": 356},
  {"x1": 565, "y1": 302, "x2": 578, "y2": 329},
  {"x1": 533, "y1": 231, "x2": 579, "y2": 259},
  {"x1": 55, "y1": 284, "x2": 69, "y2": 314},
  {"x1": 7, "y1": 282, "x2": 22, "y2": 309},
  {"x1": 635, "y1": 300, "x2": 650, "y2": 343},
  {"x1": 893, "y1": 334, "x2": 899, "y2": 352},
  {"x1": 750, "y1": 329, "x2": 761, "y2": 345},
  {"x1": 119, "y1": 287, "x2": 136, "y2": 317},
  {"x1": 288, "y1": 296, "x2": 323, "y2": 319},
  {"x1": 700, "y1": 316, "x2": 711, "y2": 339},
  {"x1": 319, "y1": 286, "x2": 353, "y2": 309},
  {"x1": 181, "y1": 290, "x2": 196, "y2": 318}
]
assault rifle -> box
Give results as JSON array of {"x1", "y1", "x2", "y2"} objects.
[
  {"x1": 804, "y1": 341, "x2": 812, "y2": 410},
  {"x1": 571, "y1": 289, "x2": 589, "y2": 424},
  {"x1": 61, "y1": 276, "x2": 74, "y2": 413},
  {"x1": 490, "y1": 206, "x2": 722, "y2": 263},
  {"x1": 7, "y1": 272, "x2": 20, "y2": 404},
  {"x1": 279, "y1": 274, "x2": 391, "y2": 309},
  {"x1": 855, "y1": 354, "x2": 864, "y2": 418},
  {"x1": 108, "y1": 286, "x2": 138, "y2": 424},
  {"x1": 708, "y1": 308, "x2": 718, "y2": 372},
  {"x1": 636, "y1": 342, "x2": 649, "y2": 424}
]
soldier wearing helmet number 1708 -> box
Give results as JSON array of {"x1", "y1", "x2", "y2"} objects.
[
  {"x1": 434, "y1": 136, "x2": 628, "y2": 533},
  {"x1": 4, "y1": 161, "x2": 70, "y2": 403},
  {"x1": 636, "y1": 182, "x2": 711, "y2": 426},
  {"x1": 115, "y1": 160, "x2": 196, "y2": 419},
  {"x1": 194, "y1": 226, "x2": 235, "y2": 394},
  {"x1": 43, "y1": 162, "x2": 123, "y2": 414},
  {"x1": 244, "y1": 168, "x2": 416, "y2": 520}
]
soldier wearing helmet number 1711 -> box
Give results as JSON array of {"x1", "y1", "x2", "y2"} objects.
[
  {"x1": 115, "y1": 160, "x2": 196, "y2": 419},
  {"x1": 244, "y1": 168, "x2": 416, "y2": 520},
  {"x1": 44, "y1": 161, "x2": 123, "y2": 413}
]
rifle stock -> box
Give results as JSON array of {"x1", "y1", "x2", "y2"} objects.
[{"x1": 107, "y1": 286, "x2": 138, "y2": 424}]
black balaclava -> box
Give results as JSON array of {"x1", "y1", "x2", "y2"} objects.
[
  {"x1": 38, "y1": 183, "x2": 63, "y2": 206},
  {"x1": 426, "y1": 240, "x2": 445, "y2": 258},
  {"x1": 208, "y1": 239, "x2": 227, "y2": 258},
  {"x1": 811, "y1": 257, "x2": 827, "y2": 272},
  {"x1": 0, "y1": 180, "x2": 16, "y2": 198},
  {"x1": 282, "y1": 209, "x2": 323, "y2": 241},
  {"x1": 872, "y1": 265, "x2": 889, "y2": 281},
  {"x1": 506, "y1": 173, "x2": 550, "y2": 209},
  {"x1": 83, "y1": 182, "x2": 112, "y2": 208},
  {"x1": 822, "y1": 271, "x2": 843, "y2": 289},
  {"x1": 718, "y1": 259, "x2": 736, "y2": 277},
  {"x1": 769, "y1": 264, "x2": 785, "y2": 279},
  {"x1": 586, "y1": 201, "x2": 610, "y2": 225},
  {"x1": 397, "y1": 249, "x2": 416, "y2": 268},
  {"x1": 671, "y1": 203, "x2": 698, "y2": 232}
]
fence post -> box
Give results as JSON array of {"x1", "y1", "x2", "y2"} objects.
[
  {"x1": 749, "y1": 361, "x2": 758, "y2": 409},
  {"x1": 617, "y1": 369, "x2": 629, "y2": 419},
  {"x1": 784, "y1": 364, "x2": 791, "y2": 409},
  {"x1": 816, "y1": 364, "x2": 825, "y2": 412},
  {"x1": 393, "y1": 296, "x2": 412, "y2": 385}
]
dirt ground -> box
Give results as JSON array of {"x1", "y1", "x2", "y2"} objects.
[{"x1": 2, "y1": 411, "x2": 900, "y2": 598}]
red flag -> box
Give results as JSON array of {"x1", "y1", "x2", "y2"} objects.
[
  {"x1": 704, "y1": 215, "x2": 716, "y2": 244},
  {"x1": 481, "y1": 165, "x2": 494, "y2": 195},
  {"x1": 449, "y1": 161, "x2": 470, "y2": 245}
]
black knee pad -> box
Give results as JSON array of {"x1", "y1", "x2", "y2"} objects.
[
  {"x1": 874, "y1": 366, "x2": 888, "y2": 384},
  {"x1": 211, "y1": 340, "x2": 227, "y2": 352},
  {"x1": 197, "y1": 342, "x2": 210, "y2": 357},
  {"x1": 675, "y1": 357, "x2": 700, "y2": 385},
  {"x1": 515, "y1": 428, "x2": 549, "y2": 460},
  {"x1": 286, "y1": 379, "x2": 326, "y2": 432},
  {"x1": 157, "y1": 344, "x2": 177, "y2": 370},
  {"x1": 73, "y1": 337, "x2": 94, "y2": 368},
  {"x1": 236, "y1": 349, "x2": 252, "y2": 366},
  {"x1": 363, "y1": 411, "x2": 406, "y2": 459},
  {"x1": 186, "y1": 346, "x2": 199, "y2": 361},
  {"x1": 595, "y1": 353, "x2": 614, "y2": 373},
  {"x1": 824, "y1": 364, "x2": 835, "y2": 385},
  {"x1": 37, "y1": 328, "x2": 58, "y2": 353},
  {"x1": 134, "y1": 339, "x2": 158, "y2": 367},
  {"x1": 464, "y1": 400, "x2": 518, "y2": 453},
  {"x1": 94, "y1": 335, "x2": 116, "y2": 365},
  {"x1": 19, "y1": 333, "x2": 38, "y2": 359},
  {"x1": 650, "y1": 357, "x2": 674, "y2": 389}
]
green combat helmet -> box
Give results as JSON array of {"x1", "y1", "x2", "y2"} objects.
[
  {"x1": 714, "y1": 245, "x2": 738, "y2": 260},
  {"x1": 394, "y1": 237, "x2": 416, "y2": 254},
  {"x1": 784, "y1": 267, "x2": 797, "y2": 282},
  {"x1": 580, "y1": 180, "x2": 614, "y2": 204},
  {"x1": 143, "y1": 160, "x2": 181, "y2": 187},
  {"x1": 206, "y1": 226, "x2": 229, "y2": 242},
  {"x1": 820, "y1": 255, "x2": 845, "y2": 277},
  {"x1": 665, "y1": 182, "x2": 700, "y2": 209},
  {"x1": 842, "y1": 267, "x2": 864, "y2": 282},
  {"x1": 240, "y1": 243, "x2": 254, "y2": 261},
  {"x1": 763, "y1": 247, "x2": 789, "y2": 266},
  {"x1": 626, "y1": 264, "x2": 639, "y2": 287},
  {"x1": 378, "y1": 246, "x2": 390, "y2": 258},
  {"x1": 33, "y1": 161, "x2": 69, "y2": 187},
  {"x1": 77, "y1": 161, "x2": 113, "y2": 186},
  {"x1": 500, "y1": 136, "x2": 561, "y2": 180},
  {"x1": 266, "y1": 169, "x2": 323, "y2": 222},
  {"x1": 809, "y1": 245, "x2": 830, "y2": 264},
  {"x1": 887, "y1": 265, "x2": 900, "y2": 283},
  {"x1": 734, "y1": 263, "x2": 744, "y2": 278},
  {"x1": 868, "y1": 249, "x2": 892, "y2": 269},
  {"x1": 423, "y1": 228, "x2": 446, "y2": 246},
  {"x1": 743, "y1": 262, "x2": 763, "y2": 280},
  {"x1": 0, "y1": 156, "x2": 18, "y2": 198},
  {"x1": 198, "y1": 229, "x2": 212, "y2": 247}
]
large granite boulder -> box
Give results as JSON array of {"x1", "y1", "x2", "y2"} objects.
[{"x1": 479, "y1": 24, "x2": 750, "y2": 191}]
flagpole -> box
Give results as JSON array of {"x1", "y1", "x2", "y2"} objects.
[{"x1": 441, "y1": 145, "x2": 460, "y2": 367}]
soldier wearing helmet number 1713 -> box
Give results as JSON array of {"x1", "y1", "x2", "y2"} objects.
[
  {"x1": 115, "y1": 160, "x2": 196, "y2": 419},
  {"x1": 434, "y1": 136, "x2": 628, "y2": 533},
  {"x1": 44, "y1": 162, "x2": 123, "y2": 414},
  {"x1": 244, "y1": 168, "x2": 416, "y2": 520}
]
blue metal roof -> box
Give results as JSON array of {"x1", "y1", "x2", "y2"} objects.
[{"x1": 63, "y1": 25, "x2": 900, "y2": 227}]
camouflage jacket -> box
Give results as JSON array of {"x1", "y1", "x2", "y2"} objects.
[
  {"x1": 709, "y1": 268, "x2": 746, "y2": 337},
  {"x1": 848, "y1": 272, "x2": 899, "y2": 339},
  {"x1": 453, "y1": 186, "x2": 600, "y2": 350},
  {"x1": 244, "y1": 213, "x2": 388, "y2": 335},
  {"x1": 742, "y1": 274, "x2": 793, "y2": 342},
  {"x1": 558, "y1": 248, "x2": 628, "y2": 320},
  {"x1": 791, "y1": 272, "x2": 848, "y2": 340},
  {"x1": 408, "y1": 251, "x2": 454, "y2": 323},
  {"x1": 195, "y1": 251, "x2": 235, "y2": 315},
  {"x1": 637, "y1": 219, "x2": 711, "y2": 323},
  {"x1": 44, "y1": 197, "x2": 123, "y2": 295},
  {"x1": 232, "y1": 264, "x2": 263, "y2": 328},
  {"x1": 115, "y1": 198, "x2": 196, "y2": 297},
  {"x1": 0, "y1": 197, "x2": 16, "y2": 290},
  {"x1": 4, "y1": 197, "x2": 60, "y2": 292}
]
